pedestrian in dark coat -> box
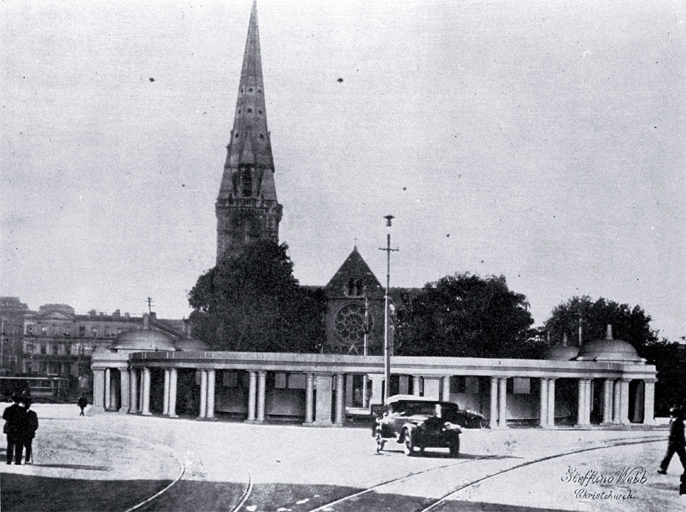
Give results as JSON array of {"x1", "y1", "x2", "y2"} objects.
[
  {"x1": 22, "y1": 399, "x2": 38, "y2": 464},
  {"x1": 77, "y1": 395, "x2": 88, "y2": 416},
  {"x1": 3, "y1": 394, "x2": 28, "y2": 465},
  {"x1": 658, "y1": 407, "x2": 686, "y2": 474}
]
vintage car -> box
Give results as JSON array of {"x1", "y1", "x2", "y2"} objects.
[{"x1": 372, "y1": 395, "x2": 464, "y2": 457}]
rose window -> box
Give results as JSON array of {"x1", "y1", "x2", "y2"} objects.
[{"x1": 334, "y1": 303, "x2": 372, "y2": 344}]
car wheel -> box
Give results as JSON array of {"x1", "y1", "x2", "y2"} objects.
[
  {"x1": 403, "y1": 429, "x2": 416, "y2": 456},
  {"x1": 449, "y1": 436, "x2": 460, "y2": 458}
]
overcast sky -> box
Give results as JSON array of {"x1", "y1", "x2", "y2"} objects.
[{"x1": 2, "y1": 0, "x2": 684, "y2": 341}]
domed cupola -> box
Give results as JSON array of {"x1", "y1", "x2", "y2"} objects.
[
  {"x1": 576, "y1": 325, "x2": 644, "y2": 362},
  {"x1": 109, "y1": 314, "x2": 177, "y2": 352},
  {"x1": 543, "y1": 332, "x2": 579, "y2": 360}
]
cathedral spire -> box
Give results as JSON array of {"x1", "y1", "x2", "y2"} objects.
[{"x1": 216, "y1": 1, "x2": 282, "y2": 262}]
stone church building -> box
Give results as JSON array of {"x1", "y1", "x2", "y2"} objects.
[{"x1": 91, "y1": 2, "x2": 657, "y2": 429}]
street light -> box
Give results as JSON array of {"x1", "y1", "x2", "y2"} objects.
[{"x1": 380, "y1": 215, "x2": 398, "y2": 404}]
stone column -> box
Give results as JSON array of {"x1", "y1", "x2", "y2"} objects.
[
  {"x1": 335, "y1": 373, "x2": 345, "y2": 426},
  {"x1": 602, "y1": 379, "x2": 613, "y2": 424},
  {"x1": 585, "y1": 380, "x2": 594, "y2": 424},
  {"x1": 207, "y1": 370, "x2": 216, "y2": 419},
  {"x1": 257, "y1": 371, "x2": 267, "y2": 422},
  {"x1": 619, "y1": 379, "x2": 630, "y2": 424},
  {"x1": 577, "y1": 379, "x2": 589, "y2": 425},
  {"x1": 442, "y1": 376, "x2": 451, "y2": 403},
  {"x1": 345, "y1": 374, "x2": 354, "y2": 407},
  {"x1": 313, "y1": 374, "x2": 333, "y2": 426},
  {"x1": 163, "y1": 369, "x2": 171, "y2": 416},
  {"x1": 247, "y1": 371, "x2": 257, "y2": 422},
  {"x1": 643, "y1": 381, "x2": 655, "y2": 425},
  {"x1": 305, "y1": 373, "x2": 314, "y2": 424},
  {"x1": 129, "y1": 369, "x2": 139, "y2": 414},
  {"x1": 412, "y1": 375, "x2": 422, "y2": 396},
  {"x1": 539, "y1": 378, "x2": 549, "y2": 427},
  {"x1": 104, "y1": 368, "x2": 111, "y2": 410},
  {"x1": 612, "y1": 379, "x2": 621, "y2": 423},
  {"x1": 489, "y1": 377, "x2": 498, "y2": 429},
  {"x1": 168, "y1": 368, "x2": 178, "y2": 418},
  {"x1": 92, "y1": 369, "x2": 106, "y2": 413},
  {"x1": 199, "y1": 370, "x2": 208, "y2": 419},
  {"x1": 362, "y1": 375, "x2": 369, "y2": 408},
  {"x1": 498, "y1": 377, "x2": 508, "y2": 428},
  {"x1": 547, "y1": 378, "x2": 556, "y2": 427},
  {"x1": 141, "y1": 368, "x2": 151, "y2": 416},
  {"x1": 120, "y1": 369, "x2": 130, "y2": 414}
]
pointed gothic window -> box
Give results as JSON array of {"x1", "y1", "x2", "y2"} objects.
[{"x1": 241, "y1": 166, "x2": 252, "y2": 197}]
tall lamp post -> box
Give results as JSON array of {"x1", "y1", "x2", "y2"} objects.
[{"x1": 380, "y1": 215, "x2": 398, "y2": 404}]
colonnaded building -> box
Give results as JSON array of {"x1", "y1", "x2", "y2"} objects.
[{"x1": 91, "y1": 2, "x2": 657, "y2": 428}]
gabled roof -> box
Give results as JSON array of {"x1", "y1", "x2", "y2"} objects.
[{"x1": 325, "y1": 247, "x2": 383, "y2": 296}]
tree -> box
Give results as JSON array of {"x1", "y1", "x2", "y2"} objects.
[
  {"x1": 188, "y1": 240, "x2": 327, "y2": 352},
  {"x1": 542, "y1": 296, "x2": 658, "y2": 353},
  {"x1": 395, "y1": 273, "x2": 534, "y2": 358}
]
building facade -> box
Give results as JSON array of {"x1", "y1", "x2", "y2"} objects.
[{"x1": 0, "y1": 297, "x2": 29, "y2": 375}]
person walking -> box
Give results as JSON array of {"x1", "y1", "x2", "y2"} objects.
[
  {"x1": 22, "y1": 398, "x2": 38, "y2": 464},
  {"x1": 77, "y1": 394, "x2": 88, "y2": 416},
  {"x1": 3, "y1": 393, "x2": 28, "y2": 465},
  {"x1": 658, "y1": 406, "x2": 686, "y2": 475}
]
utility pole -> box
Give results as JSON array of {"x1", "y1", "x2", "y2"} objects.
[{"x1": 379, "y1": 215, "x2": 398, "y2": 404}]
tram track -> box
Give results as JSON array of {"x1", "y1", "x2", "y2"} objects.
[{"x1": 295, "y1": 434, "x2": 664, "y2": 512}]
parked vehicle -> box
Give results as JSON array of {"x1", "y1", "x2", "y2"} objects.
[{"x1": 372, "y1": 395, "x2": 463, "y2": 457}]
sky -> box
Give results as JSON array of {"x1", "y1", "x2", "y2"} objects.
[{"x1": 1, "y1": 0, "x2": 685, "y2": 341}]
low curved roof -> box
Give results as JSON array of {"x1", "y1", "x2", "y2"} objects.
[
  {"x1": 576, "y1": 325, "x2": 642, "y2": 362},
  {"x1": 543, "y1": 345, "x2": 580, "y2": 361},
  {"x1": 110, "y1": 328, "x2": 177, "y2": 352},
  {"x1": 174, "y1": 337, "x2": 211, "y2": 352}
]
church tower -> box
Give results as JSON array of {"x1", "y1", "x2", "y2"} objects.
[{"x1": 216, "y1": 1, "x2": 282, "y2": 262}]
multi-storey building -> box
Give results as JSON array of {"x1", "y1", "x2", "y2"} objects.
[
  {"x1": 0, "y1": 297, "x2": 29, "y2": 374},
  {"x1": 22, "y1": 304, "x2": 188, "y2": 393}
]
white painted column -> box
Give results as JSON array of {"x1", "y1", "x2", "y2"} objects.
[
  {"x1": 257, "y1": 371, "x2": 267, "y2": 422},
  {"x1": 141, "y1": 368, "x2": 151, "y2": 416},
  {"x1": 490, "y1": 377, "x2": 498, "y2": 429},
  {"x1": 199, "y1": 370, "x2": 208, "y2": 419},
  {"x1": 169, "y1": 368, "x2": 178, "y2": 418},
  {"x1": 539, "y1": 378, "x2": 549, "y2": 427},
  {"x1": 442, "y1": 376, "x2": 451, "y2": 402},
  {"x1": 577, "y1": 379, "x2": 588, "y2": 425},
  {"x1": 643, "y1": 381, "x2": 655, "y2": 425},
  {"x1": 335, "y1": 373, "x2": 345, "y2": 426},
  {"x1": 104, "y1": 369, "x2": 111, "y2": 410},
  {"x1": 207, "y1": 370, "x2": 216, "y2": 419},
  {"x1": 602, "y1": 379, "x2": 613, "y2": 424},
  {"x1": 547, "y1": 378, "x2": 556, "y2": 427},
  {"x1": 619, "y1": 379, "x2": 630, "y2": 424},
  {"x1": 612, "y1": 379, "x2": 622, "y2": 423},
  {"x1": 362, "y1": 375, "x2": 369, "y2": 408},
  {"x1": 585, "y1": 380, "x2": 594, "y2": 424},
  {"x1": 163, "y1": 369, "x2": 170, "y2": 416},
  {"x1": 313, "y1": 374, "x2": 333, "y2": 426},
  {"x1": 129, "y1": 369, "x2": 139, "y2": 414},
  {"x1": 247, "y1": 371, "x2": 257, "y2": 421},
  {"x1": 305, "y1": 373, "x2": 314, "y2": 424},
  {"x1": 498, "y1": 377, "x2": 508, "y2": 428},
  {"x1": 119, "y1": 369, "x2": 130, "y2": 414},
  {"x1": 412, "y1": 375, "x2": 422, "y2": 396},
  {"x1": 92, "y1": 369, "x2": 106, "y2": 413}
]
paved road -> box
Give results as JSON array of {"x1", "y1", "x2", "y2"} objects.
[{"x1": 0, "y1": 405, "x2": 682, "y2": 511}]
